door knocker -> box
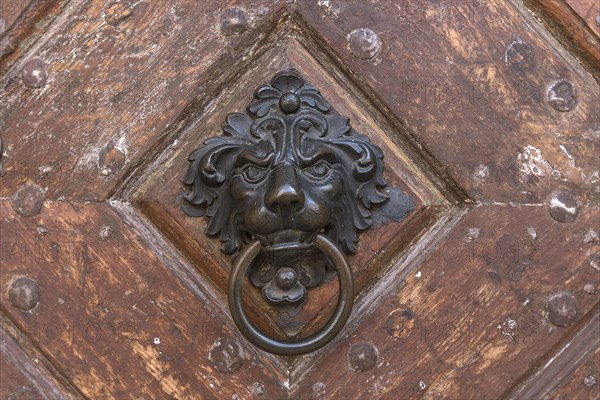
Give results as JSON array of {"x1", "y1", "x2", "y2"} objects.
[{"x1": 182, "y1": 70, "x2": 391, "y2": 356}]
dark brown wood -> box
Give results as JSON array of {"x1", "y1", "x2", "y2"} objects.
[
  {"x1": 522, "y1": 0, "x2": 600, "y2": 79},
  {"x1": 0, "y1": 0, "x2": 286, "y2": 201},
  {"x1": 0, "y1": 201, "x2": 287, "y2": 398},
  {"x1": 0, "y1": 0, "x2": 66, "y2": 75},
  {"x1": 291, "y1": 205, "x2": 600, "y2": 399},
  {"x1": 0, "y1": 316, "x2": 82, "y2": 399},
  {"x1": 505, "y1": 304, "x2": 599, "y2": 399},
  {"x1": 546, "y1": 346, "x2": 600, "y2": 400},
  {"x1": 294, "y1": 0, "x2": 600, "y2": 205},
  {"x1": 564, "y1": 0, "x2": 600, "y2": 37},
  {"x1": 1, "y1": 0, "x2": 599, "y2": 398},
  {"x1": 0, "y1": 0, "x2": 33, "y2": 31}
]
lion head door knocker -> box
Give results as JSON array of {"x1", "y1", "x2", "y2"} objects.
[{"x1": 182, "y1": 70, "x2": 396, "y2": 356}]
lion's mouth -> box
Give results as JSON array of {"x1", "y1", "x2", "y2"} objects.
[{"x1": 256, "y1": 229, "x2": 319, "y2": 252}]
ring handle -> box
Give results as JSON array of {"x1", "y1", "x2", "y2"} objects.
[{"x1": 228, "y1": 234, "x2": 354, "y2": 356}]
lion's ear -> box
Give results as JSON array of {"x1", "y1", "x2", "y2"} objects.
[{"x1": 182, "y1": 135, "x2": 249, "y2": 254}]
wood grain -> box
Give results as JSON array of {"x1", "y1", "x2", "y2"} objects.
[
  {"x1": 1, "y1": 317, "x2": 81, "y2": 399},
  {"x1": 0, "y1": 201, "x2": 287, "y2": 399},
  {"x1": 292, "y1": 205, "x2": 600, "y2": 399},
  {"x1": 293, "y1": 0, "x2": 600, "y2": 204},
  {"x1": 522, "y1": 0, "x2": 600, "y2": 78},
  {"x1": 0, "y1": 0, "x2": 68, "y2": 75},
  {"x1": 546, "y1": 345, "x2": 600, "y2": 400},
  {"x1": 564, "y1": 0, "x2": 600, "y2": 37},
  {"x1": 505, "y1": 304, "x2": 599, "y2": 399},
  {"x1": 0, "y1": 0, "x2": 286, "y2": 201}
]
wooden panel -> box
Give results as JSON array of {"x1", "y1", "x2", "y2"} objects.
[
  {"x1": 564, "y1": 0, "x2": 600, "y2": 37},
  {"x1": 506, "y1": 305, "x2": 599, "y2": 399},
  {"x1": 1, "y1": 320, "x2": 80, "y2": 399},
  {"x1": 0, "y1": 0, "x2": 285, "y2": 201},
  {"x1": 0, "y1": 0, "x2": 68, "y2": 74},
  {"x1": 523, "y1": 0, "x2": 600, "y2": 75},
  {"x1": 548, "y1": 346, "x2": 600, "y2": 400},
  {"x1": 0, "y1": 0, "x2": 32, "y2": 31},
  {"x1": 0, "y1": 355, "x2": 42, "y2": 399},
  {"x1": 293, "y1": 0, "x2": 600, "y2": 204},
  {"x1": 0, "y1": 201, "x2": 287, "y2": 398},
  {"x1": 292, "y1": 205, "x2": 600, "y2": 398}
]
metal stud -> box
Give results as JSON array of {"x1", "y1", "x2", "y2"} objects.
[
  {"x1": 544, "y1": 292, "x2": 578, "y2": 327},
  {"x1": 548, "y1": 191, "x2": 580, "y2": 223},
  {"x1": 10, "y1": 184, "x2": 45, "y2": 217},
  {"x1": 99, "y1": 226, "x2": 114, "y2": 240},
  {"x1": 348, "y1": 28, "x2": 381, "y2": 60},
  {"x1": 221, "y1": 7, "x2": 248, "y2": 35},
  {"x1": 8, "y1": 277, "x2": 40, "y2": 311},
  {"x1": 385, "y1": 307, "x2": 415, "y2": 341},
  {"x1": 546, "y1": 79, "x2": 578, "y2": 112},
  {"x1": 208, "y1": 337, "x2": 244, "y2": 374},
  {"x1": 347, "y1": 342, "x2": 378, "y2": 372},
  {"x1": 312, "y1": 382, "x2": 326, "y2": 398},
  {"x1": 22, "y1": 58, "x2": 48, "y2": 88}
]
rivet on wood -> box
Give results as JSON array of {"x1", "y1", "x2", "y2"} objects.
[
  {"x1": 348, "y1": 28, "x2": 381, "y2": 60},
  {"x1": 548, "y1": 191, "x2": 579, "y2": 223},
  {"x1": 221, "y1": 7, "x2": 248, "y2": 35},
  {"x1": 546, "y1": 79, "x2": 578, "y2": 112},
  {"x1": 504, "y1": 39, "x2": 535, "y2": 72},
  {"x1": 347, "y1": 342, "x2": 378, "y2": 372},
  {"x1": 99, "y1": 226, "x2": 114, "y2": 240},
  {"x1": 584, "y1": 375, "x2": 597, "y2": 387},
  {"x1": 312, "y1": 382, "x2": 326, "y2": 398},
  {"x1": 583, "y1": 283, "x2": 596, "y2": 294},
  {"x1": 8, "y1": 277, "x2": 40, "y2": 311},
  {"x1": 543, "y1": 292, "x2": 578, "y2": 327},
  {"x1": 36, "y1": 225, "x2": 49, "y2": 236},
  {"x1": 10, "y1": 184, "x2": 45, "y2": 217},
  {"x1": 583, "y1": 229, "x2": 599, "y2": 243},
  {"x1": 385, "y1": 307, "x2": 415, "y2": 341},
  {"x1": 208, "y1": 337, "x2": 244, "y2": 374},
  {"x1": 22, "y1": 58, "x2": 48, "y2": 88},
  {"x1": 250, "y1": 382, "x2": 264, "y2": 396}
]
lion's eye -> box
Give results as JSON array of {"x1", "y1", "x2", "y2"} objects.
[
  {"x1": 304, "y1": 160, "x2": 331, "y2": 179},
  {"x1": 241, "y1": 165, "x2": 268, "y2": 183}
]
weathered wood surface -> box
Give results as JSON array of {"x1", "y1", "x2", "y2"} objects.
[
  {"x1": 0, "y1": 0, "x2": 33, "y2": 31},
  {"x1": 565, "y1": 0, "x2": 600, "y2": 37},
  {"x1": 294, "y1": 0, "x2": 600, "y2": 205},
  {"x1": 506, "y1": 303, "x2": 599, "y2": 399},
  {"x1": 547, "y1": 345, "x2": 600, "y2": 400},
  {"x1": 0, "y1": 0, "x2": 599, "y2": 398},
  {"x1": 0, "y1": 0, "x2": 69, "y2": 75},
  {"x1": 523, "y1": 0, "x2": 600, "y2": 77},
  {"x1": 0, "y1": 318, "x2": 80, "y2": 399},
  {"x1": 0, "y1": 0, "x2": 286, "y2": 201},
  {"x1": 293, "y1": 205, "x2": 600, "y2": 399},
  {"x1": 0, "y1": 201, "x2": 287, "y2": 399}
]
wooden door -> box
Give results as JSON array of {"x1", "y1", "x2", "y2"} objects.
[{"x1": 1, "y1": 1, "x2": 598, "y2": 398}]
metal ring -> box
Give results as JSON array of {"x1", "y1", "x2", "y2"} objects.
[{"x1": 228, "y1": 234, "x2": 354, "y2": 356}]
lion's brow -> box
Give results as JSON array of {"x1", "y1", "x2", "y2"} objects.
[{"x1": 234, "y1": 148, "x2": 274, "y2": 168}]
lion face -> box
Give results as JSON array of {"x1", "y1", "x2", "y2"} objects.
[{"x1": 182, "y1": 70, "x2": 389, "y2": 302}]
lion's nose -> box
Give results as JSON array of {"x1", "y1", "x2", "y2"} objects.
[{"x1": 265, "y1": 164, "x2": 305, "y2": 213}]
